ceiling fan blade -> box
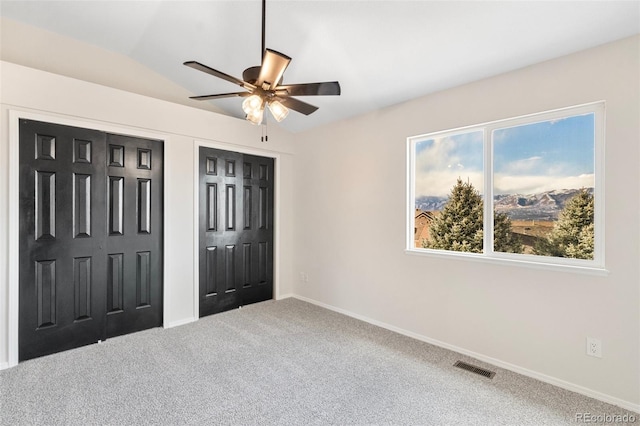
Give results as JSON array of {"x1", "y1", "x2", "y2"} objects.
[
  {"x1": 189, "y1": 92, "x2": 250, "y2": 101},
  {"x1": 277, "y1": 97, "x2": 319, "y2": 116},
  {"x1": 184, "y1": 61, "x2": 256, "y2": 90},
  {"x1": 258, "y1": 49, "x2": 291, "y2": 88},
  {"x1": 276, "y1": 82, "x2": 341, "y2": 97}
]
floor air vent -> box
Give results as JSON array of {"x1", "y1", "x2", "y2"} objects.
[{"x1": 453, "y1": 360, "x2": 496, "y2": 379}]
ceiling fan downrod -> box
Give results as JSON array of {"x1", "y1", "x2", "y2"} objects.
[{"x1": 261, "y1": 0, "x2": 266, "y2": 59}]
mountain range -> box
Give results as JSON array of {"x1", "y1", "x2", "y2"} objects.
[{"x1": 416, "y1": 188, "x2": 594, "y2": 221}]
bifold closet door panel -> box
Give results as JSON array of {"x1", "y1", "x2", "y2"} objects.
[
  {"x1": 19, "y1": 119, "x2": 108, "y2": 361},
  {"x1": 104, "y1": 134, "x2": 163, "y2": 338}
]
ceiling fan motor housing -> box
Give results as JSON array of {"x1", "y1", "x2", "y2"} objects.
[{"x1": 242, "y1": 66, "x2": 262, "y2": 85}]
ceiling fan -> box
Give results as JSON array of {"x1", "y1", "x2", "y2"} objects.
[{"x1": 184, "y1": 0, "x2": 341, "y2": 125}]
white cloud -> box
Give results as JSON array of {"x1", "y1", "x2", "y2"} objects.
[
  {"x1": 415, "y1": 137, "x2": 458, "y2": 170},
  {"x1": 415, "y1": 170, "x2": 484, "y2": 198},
  {"x1": 500, "y1": 156, "x2": 542, "y2": 174},
  {"x1": 494, "y1": 173, "x2": 594, "y2": 195},
  {"x1": 415, "y1": 136, "x2": 482, "y2": 196}
]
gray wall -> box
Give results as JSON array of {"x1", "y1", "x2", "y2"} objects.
[{"x1": 292, "y1": 36, "x2": 640, "y2": 409}]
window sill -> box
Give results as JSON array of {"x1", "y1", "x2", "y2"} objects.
[{"x1": 404, "y1": 248, "x2": 609, "y2": 276}]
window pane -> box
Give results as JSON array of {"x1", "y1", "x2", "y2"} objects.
[
  {"x1": 492, "y1": 113, "x2": 595, "y2": 259},
  {"x1": 414, "y1": 130, "x2": 484, "y2": 252}
]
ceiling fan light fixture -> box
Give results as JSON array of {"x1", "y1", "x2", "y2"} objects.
[
  {"x1": 242, "y1": 94, "x2": 263, "y2": 115},
  {"x1": 267, "y1": 100, "x2": 289, "y2": 122},
  {"x1": 246, "y1": 106, "x2": 264, "y2": 125}
]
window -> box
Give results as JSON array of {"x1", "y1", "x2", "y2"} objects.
[{"x1": 407, "y1": 102, "x2": 605, "y2": 272}]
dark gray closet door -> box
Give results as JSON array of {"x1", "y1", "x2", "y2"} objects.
[
  {"x1": 19, "y1": 120, "x2": 163, "y2": 361},
  {"x1": 19, "y1": 120, "x2": 108, "y2": 360},
  {"x1": 104, "y1": 133, "x2": 163, "y2": 339},
  {"x1": 199, "y1": 147, "x2": 274, "y2": 317}
]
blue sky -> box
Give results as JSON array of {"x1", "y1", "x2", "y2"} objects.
[{"x1": 414, "y1": 113, "x2": 595, "y2": 198}]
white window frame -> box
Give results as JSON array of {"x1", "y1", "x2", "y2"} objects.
[{"x1": 406, "y1": 101, "x2": 607, "y2": 275}]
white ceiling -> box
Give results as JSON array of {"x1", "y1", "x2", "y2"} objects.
[{"x1": 1, "y1": 1, "x2": 639, "y2": 133}]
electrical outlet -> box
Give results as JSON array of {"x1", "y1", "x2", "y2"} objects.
[
  {"x1": 586, "y1": 337, "x2": 602, "y2": 358},
  {"x1": 299, "y1": 272, "x2": 309, "y2": 283}
]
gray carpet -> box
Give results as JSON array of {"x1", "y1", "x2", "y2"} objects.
[{"x1": 0, "y1": 298, "x2": 635, "y2": 425}]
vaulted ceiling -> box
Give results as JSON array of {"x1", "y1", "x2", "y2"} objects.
[{"x1": 1, "y1": 1, "x2": 638, "y2": 133}]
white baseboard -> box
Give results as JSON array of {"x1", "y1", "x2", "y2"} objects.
[
  {"x1": 0, "y1": 362, "x2": 9, "y2": 370},
  {"x1": 291, "y1": 294, "x2": 640, "y2": 414},
  {"x1": 163, "y1": 317, "x2": 196, "y2": 329},
  {"x1": 276, "y1": 293, "x2": 294, "y2": 300}
]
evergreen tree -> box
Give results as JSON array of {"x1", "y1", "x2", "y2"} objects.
[
  {"x1": 425, "y1": 178, "x2": 484, "y2": 253},
  {"x1": 565, "y1": 222, "x2": 594, "y2": 259},
  {"x1": 424, "y1": 178, "x2": 524, "y2": 253},
  {"x1": 494, "y1": 212, "x2": 524, "y2": 253},
  {"x1": 534, "y1": 189, "x2": 594, "y2": 259}
]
